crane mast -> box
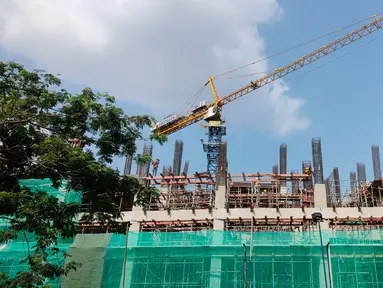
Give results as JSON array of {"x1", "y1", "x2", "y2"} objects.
[{"x1": 151, "y1": 16, "x2": 383, "y2": 174}]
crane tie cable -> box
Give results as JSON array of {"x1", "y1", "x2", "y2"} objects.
[{"x1": 214, "y1": 13, "x2": 382, "y2": 79}]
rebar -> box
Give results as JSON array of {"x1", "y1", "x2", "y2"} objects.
[
  {"x1": 272, "y1": 165, "x2": 278, "y2": 174},
  {"x1": 372, "y1": 145, "x2": 382, "y2": 180},
  {"x1": 325, "y1": 174, "x2": 333, "y2": 206},
  {"x1": 280, "y1": 144, "x2": 287, "y2": 187},
  {"x1": 333, "y1": 167, "x2": 341, "y2": 202},
  {"x1": 350, "y1": 171, "x2": 357, "y2": 193},
  {"x1": 135, "y1": 145, "x2": 145, "y2": 176},
  {"x1": 163, "y1": 165, "x2": 172, "y2": 176},
  {"x1": 217, "y1": 142, "x2": 228, "y2": 186},
  {"x1": 124, "y1": 154, "x2": 133, "y2": 175},
  {"x1": 183, "y1": 160, "x2": 190, "y2": 175},
  {"x1": 312, "y1": 138, "x2": 324, "y2": 184},
  {"x1": 291, "y1": 170, "x2": 299, "y2": 193},
  {"x1": 142, "y1": 142, "x2": 153, "y2": 177},
  {"x1": 173, "y1": 140, "x2": 184, "y2": 176},
  {"x1": 357, "y1": 162, "x2": 367, "y2": 187}
]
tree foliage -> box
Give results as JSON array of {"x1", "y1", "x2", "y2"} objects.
[{"x1": 0, "y1": 61, "x2": 165, "y2": 287}]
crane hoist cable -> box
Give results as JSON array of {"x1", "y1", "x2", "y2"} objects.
[{"x1": 175, "y1": 85, "x2": 206, "y2": 116}]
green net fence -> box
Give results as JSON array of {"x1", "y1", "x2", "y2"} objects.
[
  {"x1": 2, "y1": 179, "x2": 383, "y2": 287},
  {"x1": 18, "y1": 178, "x2": 82, "y2": 204},
  {"x1": 2, "y1": 229, "x2": 383, "y2": 287}
]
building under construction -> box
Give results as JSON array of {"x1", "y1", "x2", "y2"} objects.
[
  {"x1": 2, "y1": 15, "x2": 383, "y2": 287},
  {"x1": 3, "y1": 138, "x2": 383, "y2": 287},
  {"x1": 66, "y1": 137, "x2": 383, "y2": 287}
]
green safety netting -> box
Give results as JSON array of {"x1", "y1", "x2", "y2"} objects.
[
  {"x1": 2, "y1": 179, "x2": 383, "y2": 287},
  {"x1": 2, "y1": 229, "x2": 383, "y2": 287},
  {"x1": 18, "y1": 178, "x2": 82, "y2": 204},
  {"x1": 0, "y1": 178, "x2": 82, "y2": 229},
  {"x1": 55, "y1": 229, "x2": 383, "y2": 287}
]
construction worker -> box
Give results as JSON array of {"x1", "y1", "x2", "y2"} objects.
[
  {"x1": 152, "y1": 158, "x2": 160, "y2": 176},
  {"x1": 303, "y1": 166, "x2": 312, "y2": 175}
]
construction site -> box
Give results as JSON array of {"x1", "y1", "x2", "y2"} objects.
[
  {"x1": 3, "y1": 137, "x2": 383, "y2": 287},
  {"x1": 1, "y1": 14, "x2": 383, "y2": 288}
]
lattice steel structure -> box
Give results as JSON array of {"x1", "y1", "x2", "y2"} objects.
[{"x1": 202, "y1": 122, "x2": 226, "y2": 175}]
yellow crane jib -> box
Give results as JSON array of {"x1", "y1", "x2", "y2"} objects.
[{"x1": 154, "y1": 16, "x2": 383, "y2": 136}]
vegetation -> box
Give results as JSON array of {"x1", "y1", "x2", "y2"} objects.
[{"x1": 0, "y1": 61, "x2": 165, "y2": 287}]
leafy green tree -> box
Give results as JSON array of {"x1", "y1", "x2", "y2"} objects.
[{"x1": 0, "y1": 61, "x2": 165, "y2": 287}]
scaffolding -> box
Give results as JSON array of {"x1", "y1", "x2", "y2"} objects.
[
  {"x1": 144, "y1": 172, "x2": 313, "y2": 211},
  {"x1": 224, "y1": 217, "x2": 317, "y2": 232},
  {"x1": 147, "y1": 183, "x2": 215, "y2": 211},
  {"x1": 338, "y1": 179, "x2": 383, "y2": 208},
  {"x1": 226, "y1": 174, "x2": 314, "y2": 209},
  {"x1": 140, "y1": 219, "x2": 213, "y2": 232}
]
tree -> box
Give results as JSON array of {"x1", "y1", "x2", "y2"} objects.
[{"x1": 0, "y1": 61, "x2": 166, "y2": 287}]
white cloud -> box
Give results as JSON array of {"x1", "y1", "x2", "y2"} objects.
[{"x1": 0, "y1": 0, "x2": 310, "y2": 136}]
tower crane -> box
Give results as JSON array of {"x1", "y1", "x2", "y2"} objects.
[{"x1": 151, "y1": 16, "x2": 383, "y2": 174}]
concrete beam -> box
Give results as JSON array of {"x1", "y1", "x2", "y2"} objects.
[{"x1": 121, "y1": 207, "x2": 383, "y2": 224}]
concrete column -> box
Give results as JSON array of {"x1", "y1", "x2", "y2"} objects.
[
  {"x1": 210, "y1": 219, "x2": 224, "y2": 287},
  {"x1": 122, "y1": 222, "x2": 140, "y2": 288},
  {"x1": 215, "y1": 185, "x2": 226, "y2": 209},
  {"x1": 314, "y1": 184, "x2": 327, "y2": 208}
]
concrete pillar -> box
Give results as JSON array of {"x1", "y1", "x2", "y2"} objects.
[
  {"x1": 132, "y1": 194, "x2": 142, "y2": 211},
  {"x1": 215, "y1": 185, "x2": 226, "y2": 209},
  {"x1": 213, "y1": 219, "x2": 224, "y2": 230},
  {"x1": 210, "y1": 219, "x2": 224, "y2": 287},
  {"x1": 314, "y1": 184, "x2": 327, "y2": 208},
  {"x1": 122, "y1": 222, "x2": 140, "y2": 287},
  {"x1": 317, "y1": 224, "x2": 331, "y2": 287}
]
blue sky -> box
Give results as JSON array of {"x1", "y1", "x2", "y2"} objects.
[{"x1": 0, "y1": 0, "x2": 382, "y2": 192}]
